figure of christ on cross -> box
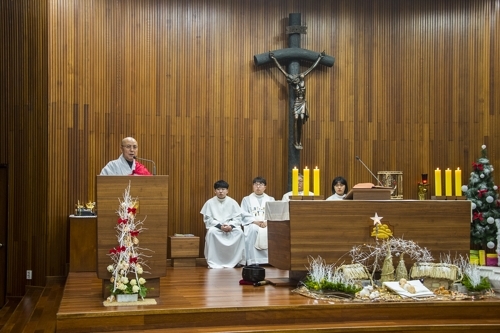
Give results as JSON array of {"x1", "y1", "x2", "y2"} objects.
[{"x1": 269, "y1": 51, "x2": 325, "y2": 150}]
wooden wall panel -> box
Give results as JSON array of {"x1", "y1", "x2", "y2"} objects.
[{"x1": 2, "y1": 0, "x2": 500, "y2": 296}]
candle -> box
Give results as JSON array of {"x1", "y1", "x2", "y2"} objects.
[
  {"x1": 445, "y1": 168, "x2": 452, "y2": 196},
  {"x1": 455, "y1": 168, "x2": 462, "y2": 196},
  {"x1": 435, "y1": 168, "x2": 442, "y2": 196},
  {"x1": 292, "y1": 167, "x2": 298, "y2": 196},
  {"x1": 314, "y1": 167, "x2": 320, "y2": 196},
  {"x1": 303, "y1": 167, "x2": 310, "y2": 195}
]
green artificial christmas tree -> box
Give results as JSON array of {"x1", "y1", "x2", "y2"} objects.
[{"x1": 463, "y1": 145, "x2": 500, "y2": 250}]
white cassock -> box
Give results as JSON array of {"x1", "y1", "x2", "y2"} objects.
[
  {"x1": 281, "y1": 190, "x2": 314, "y2": 202},
  {"x1": 200, "y1": 196, "x2": 245, "y2": 268},
  {"x1": 241, "y1": 193, "x2": 275, "y2": 265},
  {"x1": 326, "y1": 193, "x2": 346, "y2": 200}
]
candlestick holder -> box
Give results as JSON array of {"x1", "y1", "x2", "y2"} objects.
[{"x1": 417, "y1": 183, "x2": 429, "y2": 200}]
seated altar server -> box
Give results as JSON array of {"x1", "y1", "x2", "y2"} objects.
[
  {"x1": 201, "y1": 180, "x2": 246, "y2": 268},
  {"x1": 240, "y1": 177, "x2": 275, "y2": 265},
  {"x1": 100, "y1": 137, "x2": 151, "y2": 175},
  {"x1": 281, "y1": 173, "x2": 314, "y2": 201},
  {"x1": 326, "y1": 176, "x2": 349, "y2": 200}
]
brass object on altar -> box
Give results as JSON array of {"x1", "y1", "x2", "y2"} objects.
[
  {"x1": 418, "y1": 183, "x2": 429, "y2": 200},
  {"x1": 75, "y1": 200, "x2": 85, "y2": 215},
  {"x1": 85, "y1": 201, "x2": 96, "y2": 213},
  {"x1": 377, "y1": 171, "x2": 403, "y2": 199}
]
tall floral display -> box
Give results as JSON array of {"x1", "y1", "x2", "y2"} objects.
[
  {"x1": 462, "y1": 145, "x2": 500, "y2": 252},
  {"x1": 107, "y1": 183, "x2": 149, "y2": 301}
]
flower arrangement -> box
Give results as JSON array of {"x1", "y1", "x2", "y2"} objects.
[{"x1": 107, "y1": 183, "x2": 150, "y2": 300}]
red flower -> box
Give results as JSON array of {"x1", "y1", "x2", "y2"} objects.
[
  {"x1": 473, "y1": 162, "x2": 484, "y2": 171},
  {"x1": 473, "y1": 211, "x2": 484, "y2": 221},
  {"x1": 127, "y1": 207, "x2": 137, "y2": 214}
]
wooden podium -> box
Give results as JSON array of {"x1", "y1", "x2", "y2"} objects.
[
  {"x1": 96, "y1": 176, "x2": 168, "y2": 297},
  {"x1": 344, "y1": 183, "x2": 393, "y2": 200}
]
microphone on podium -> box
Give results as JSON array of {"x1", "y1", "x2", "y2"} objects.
[
  {"x1": 355, "y1": 156, "x2": 383, "y2": 186},
  {"x1": 133, "y1": 156, "x2": 157, "y2": 175}
]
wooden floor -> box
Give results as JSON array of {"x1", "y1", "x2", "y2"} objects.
[{"x1": 54, "y1": 266, "x2": 500, "y2": 332}]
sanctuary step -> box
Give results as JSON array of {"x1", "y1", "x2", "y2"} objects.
[{"x1": 56, "y1": 267, "x2": 500, "y2": 333}]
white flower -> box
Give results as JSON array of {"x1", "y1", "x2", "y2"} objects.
[
  {"x1": 132, "y1": 285, "x2": 140, "y2": 293},
  {"x1": 139, "y1": 277, "x2": 146, "y2": 285},
  {"x1": 136, "y1": 267, "x2": 143, "y2": 274},
  {"x1": 482, "y1": 145, "x2": 486, "y2": 149},
  {"x1": 107, "y1": 265, "x2": 114, "y2": 272},
  {"x1": 121, "y1": 276, "x2": 129, "y2": 284},
  {"x1": 130, "y1": 279, "x2": 137, "y2": 286}
]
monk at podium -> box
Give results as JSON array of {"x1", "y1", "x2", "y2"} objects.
[{"x1": 100, "y1": 137, "x2": 151, "y2": 175}]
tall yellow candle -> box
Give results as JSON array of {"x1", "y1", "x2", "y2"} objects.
[
  {"x1": 292, "y1": 167, "x2": 298, "y2": 196},
  {"x1": 303, "y1": 167, "x2": 310, "y2": 195},
  {"x1": 435, "y1": 168, "x2": 442, "y2": 196},
  {"x1": 455, "y1": 167, "x2": 462, "y2": 196},
  {"x1": 314, "y1": 166, "x2": 320, "y2": 196},
  {"x1": 445, "y1": 168, "x2": 452, "y2": 196}
]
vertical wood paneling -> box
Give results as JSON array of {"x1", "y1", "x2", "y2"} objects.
[{"x1": 2, "y1": 0, "x2": 500, "y2": 296}]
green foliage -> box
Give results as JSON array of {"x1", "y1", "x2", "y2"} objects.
[
  {"x1": 303, "y1": 277, "x2": 362, "y2": 294},
  {"x1": 461, "y1": 274, "x2": 491, "y2": 292}
]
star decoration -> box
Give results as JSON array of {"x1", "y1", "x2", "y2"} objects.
[{"x1": 371, "y1": 212, "x2": 383, "y2": 225}]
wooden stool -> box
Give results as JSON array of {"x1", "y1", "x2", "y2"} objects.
[{"x1": 168, "y1": 235, "x2": 200, "y2": 267}]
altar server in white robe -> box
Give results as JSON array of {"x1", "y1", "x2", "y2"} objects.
[
  {"x1": 241, "y1": 177, "x2": 275, "y2": 265},
  {"x1": 281, "y1": 173, "x2": 314, "y2": 201},
  {"x1": 326, "y1": 176, "x2": 349, "y2": 200},
  {"x1": 201, "y1": 180, "x2": 246, "y2": 268}
]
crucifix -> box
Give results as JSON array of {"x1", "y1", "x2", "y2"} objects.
[{"x1": 254, "y1": 13, "x2": 335, "y2": 192}]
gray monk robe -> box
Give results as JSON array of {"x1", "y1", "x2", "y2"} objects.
[
  {"x1": 100, "y1": 154, "x2": 151, "y2": 175},
  {"x1": 200, "y1": 196, "x2": 246, "y2": 268}
]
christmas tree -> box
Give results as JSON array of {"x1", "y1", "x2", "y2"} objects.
[{"x1": 463, "y1": 145, "x2": 500, "y2": 251}]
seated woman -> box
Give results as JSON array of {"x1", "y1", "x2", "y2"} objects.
[{"x1": 326, "y1": 176, "x2": 348, "y2": 200}]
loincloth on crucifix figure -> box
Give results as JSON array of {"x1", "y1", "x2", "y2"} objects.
[{"x1": 269, "y1": 51, "x2": 325, "y2": 150}]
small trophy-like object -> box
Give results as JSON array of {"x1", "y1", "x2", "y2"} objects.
[
  {"x1": 86, "y1": 201, "x2": 96, "y2": 214},
  {"x1": 418, "y1": 174, "x2": 429, "y2": 200},
  {"x1": 75, "y1": 200, "x2": 84, "y2": 216}
]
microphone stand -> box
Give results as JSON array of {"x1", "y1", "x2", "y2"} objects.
[
  {"x1": 134, "y1": 156, "x2": 157, "y2": 175},
  {"x1": 355, "y1": 156, "x2": 383, "y2": 186}
]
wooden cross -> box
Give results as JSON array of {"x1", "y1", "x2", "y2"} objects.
[{"x1": 254, "y1": 13, "x2": 334, "y2": 191}]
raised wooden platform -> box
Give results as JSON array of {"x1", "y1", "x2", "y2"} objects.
[{"x1": 56, "y1": 266, "x2": 500, "y2": 332}]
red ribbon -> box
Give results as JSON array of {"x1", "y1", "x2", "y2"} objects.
[
  {"x1": 473, "y1": 162, "x2": 484, "y2": 171},
  {"x1": 127, "y1": 207, "x2": 137, "y2": 214},
  {"x1": 478, "y1": 189, "x2": 488, "y2": 198},
  {"x1": 473, "y1": 211, "x2": 484, "y2": 221},
  {"x1": 117, "y1": 218, "x2": 128, "y2": 225},
  {"x1": 130, "y1": 230, "x2": 140, "y2": 237},
  {"x1": 129, "y1": 257, "x2": 138, "y2": 264}
]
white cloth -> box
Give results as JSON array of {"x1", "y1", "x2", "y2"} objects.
[
  {"x1": 326, "y1": 193, "x2": 346, "y2": 200},
  {"x1": 240, "y1": 193, "x2": 275, "y2": 265},
  {"x1": 281, "y1": 190, "x2": 314, "y2": 202},
  {"x1": 100, "y1": 154, "x2": 135, "y2": 175},
  {"x1": 200, "y1": 196, "x2": 245, "y2": 268}
]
